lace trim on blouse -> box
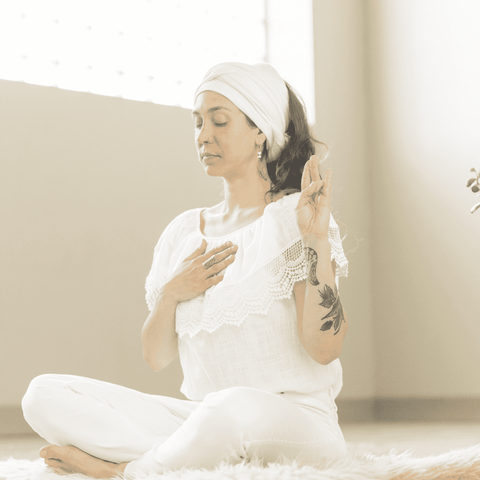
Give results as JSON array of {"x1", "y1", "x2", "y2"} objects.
[
  {"x1": 144, "y1": 192, "x2": 348, "y2": 338},
  {"x1": 328, "y1": 223, "x2": 349, "y2": 279},
  {"x1": 145, "y1": 274, "x2": 166, "y2": 315},
  {"x1": 145, "y1": 224, "x2": 348, "y2": 339},
  {"x1": 175, "y1": 237, "x2": 306, "y2": 338}
]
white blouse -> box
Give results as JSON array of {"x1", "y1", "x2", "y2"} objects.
[{"x1": 145, "y1": 192, "x2": 348, "y2": 401}]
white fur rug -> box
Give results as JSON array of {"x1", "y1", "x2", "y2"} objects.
[{"x1": 1, "y1": 445, "x2": 480, "y2": 480}]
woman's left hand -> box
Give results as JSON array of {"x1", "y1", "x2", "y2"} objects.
[{"x1": 295, "y1": 155, "x2": 332, "y2": 240}]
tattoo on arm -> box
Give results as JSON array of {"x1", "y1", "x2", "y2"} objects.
[
  {"x1": 318, "y1": 284, "x2": 345, "y2": 335},
  {"x1": 304, "y1": 247, "x2": 345, "y2": 335},
  {"x1": 304, "y1": 247, "x2": 319, "y2": 286}
]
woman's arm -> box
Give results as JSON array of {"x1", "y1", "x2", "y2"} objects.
[
  {"x1": 294, "y1": 156, "x2": 348, "y2": 365},
  {"x1": 141, "y1": 287, "x2": 179, "y2": 371},
  {"x1": 142, "y1": 240, "x2": 237, "y2": 371},
  {"x1": 294, "y1": 245, "x2": 348, "y2": 365}
]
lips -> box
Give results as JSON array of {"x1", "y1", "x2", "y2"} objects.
[{"x1": 202, "y1": 153, "x2": 219, "y2": 160}]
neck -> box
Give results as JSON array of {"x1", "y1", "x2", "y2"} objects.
[{"x1": 221, "y1": 163, "x2": 271, "y2": 217}]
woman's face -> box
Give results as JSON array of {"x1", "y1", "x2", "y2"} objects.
[{"x1": 192, "y1": 91, "x2": 266, "y2": 179}]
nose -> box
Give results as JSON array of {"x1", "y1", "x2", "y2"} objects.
[{"x1": 196, "y1": 123, "x2": 212, "y2": 145}]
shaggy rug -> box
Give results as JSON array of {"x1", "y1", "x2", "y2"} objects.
[{"x1": 1, "y1": 444, "x2": 480, "y2": 480}]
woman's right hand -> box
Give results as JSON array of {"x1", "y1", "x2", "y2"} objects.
[{"x1": 163, "y1": 239, "x2": 238, "y2": 304}]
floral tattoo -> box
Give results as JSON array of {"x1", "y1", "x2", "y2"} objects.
[
  {"x1": 305, "y1": 247, "x2": 345, "y2": 335},
  {"x1": 318, "y1": 284, "x2": 345, "y2": 335}
]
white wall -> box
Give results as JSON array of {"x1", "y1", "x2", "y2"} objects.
[
  {"x1": 312, "y1": 0, "x2": 480, "y2": 401},
  {"x1": 366, "y1": 0, "x2": 480, "y2": 397}
]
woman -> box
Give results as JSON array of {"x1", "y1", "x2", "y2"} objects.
[{"x1": 22, "y1": 62, "x2": 349, "y2": 478}]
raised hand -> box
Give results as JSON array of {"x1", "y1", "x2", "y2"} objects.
[
  {"x1": 164, "y1": 240, "x2": 238, "y2": 303},
  {"x1": 295, "y1": 155, "x2": 332, "y2": 240}
]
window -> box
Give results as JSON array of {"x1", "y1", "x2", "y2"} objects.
[
  {"x1": 0, "y1": 0, "x2": 266, "y2": 108},
  {"x1": 0, "y1": 0, "x2": 314, "y2": 118}
]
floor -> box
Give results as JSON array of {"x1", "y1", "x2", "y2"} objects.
[
  {"x1": 1, "y1": 422, "x2": 480, "y2": 462},
  {"x1": 340, "y1": 421, "x2": 480, "y2": 456}
]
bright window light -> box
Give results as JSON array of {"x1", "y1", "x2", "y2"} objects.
[
  {"x1": 0, "y1": 0, "x2": 315, "y2": 119},
  {"x1": 0, "y1": 0, "x2": 266, "y2": 108}
]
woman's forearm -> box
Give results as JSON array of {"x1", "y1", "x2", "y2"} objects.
[
  {"x1": 141, "y1": 285, "x2": 179, "y2": 371},
  {"x1": 298, "y1": 235, "x2": 348, "y2": 365}
]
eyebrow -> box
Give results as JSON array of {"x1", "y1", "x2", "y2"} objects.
[{"x1": 191, "y1": 106, "x2": 231, "y2": 116}]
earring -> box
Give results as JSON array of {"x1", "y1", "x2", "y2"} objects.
[{"x1": 257, "y1": 150, "x2": 262, "y2": 159}]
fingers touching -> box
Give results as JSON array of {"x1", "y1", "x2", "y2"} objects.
[
  {"x1": 301, "y1": 155, "x2": 325, "y2": 190},
  {"x1": 199, "y1": 242, "x2": 237, "y2": 287},
  {"x1": 201, "y1": 244, "x2": 237, "y2": 273},
  {"x1": 321, "y1": 169, "x2": 333, "y2": 203},
  {"x1": 174, "y1": 240, "x2": 239, "y2": 301}
]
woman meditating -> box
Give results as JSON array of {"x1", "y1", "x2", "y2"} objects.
[{"x1": 22, "y1": 62, "x2": 349, "y2": 478}]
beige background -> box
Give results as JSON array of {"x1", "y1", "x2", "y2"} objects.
[{"x1": 1, "y1": 0, "x2": 480, "y2": 426}]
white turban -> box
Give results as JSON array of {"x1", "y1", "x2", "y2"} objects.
[{"x1": 194, "y1": 62, "x2": 289, "y2": 162}]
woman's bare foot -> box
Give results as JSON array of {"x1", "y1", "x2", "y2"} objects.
[{"x1": 39, "y1": 444, "x2": 128, "y2": 478}]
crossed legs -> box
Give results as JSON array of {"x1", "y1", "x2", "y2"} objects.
[{"x1": 22, "y1": 374, "x2": 346, "y2": 478}]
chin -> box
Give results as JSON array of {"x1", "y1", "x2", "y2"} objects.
[
  {"x1": 203, "y1": 166, "x2": 224, "y2": 178},
  {"x1": 201, "y1": 160, "x2": 224, "y2": 178}
]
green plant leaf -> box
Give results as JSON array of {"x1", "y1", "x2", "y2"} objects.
[{"x1": 467, "y1": 178, "x2": 476, "y2": 187}]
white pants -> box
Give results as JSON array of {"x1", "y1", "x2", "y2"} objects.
[{"x1": 22, "y1": 374, "x2": 347, "y2": 478}]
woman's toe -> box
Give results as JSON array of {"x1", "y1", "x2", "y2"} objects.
[{"x1": 39, "y1": 445, "x2": 55, "y2": 458}]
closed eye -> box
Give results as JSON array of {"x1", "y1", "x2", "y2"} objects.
[{"x1": 194, "y1": 121, "x2": 226, "y2": 128}]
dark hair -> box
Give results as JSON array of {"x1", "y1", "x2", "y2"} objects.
[{"x1": 246, "y1": 82, "x2": 327, "y2": 199}]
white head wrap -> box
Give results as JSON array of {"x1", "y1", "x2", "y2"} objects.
[{"x1": 194, "y1": 62, "x2": 289, "y2": 162}]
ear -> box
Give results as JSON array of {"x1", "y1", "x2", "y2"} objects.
[{"x1": 256, "y1": 130, "x2": 267, "y2": 149}]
